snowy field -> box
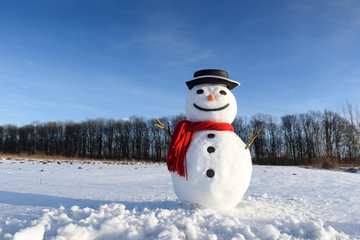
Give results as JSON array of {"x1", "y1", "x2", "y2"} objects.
[{"x1": 0, "y1": 157, "x2": 359, "y2": 240}]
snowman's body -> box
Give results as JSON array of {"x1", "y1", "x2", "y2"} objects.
[
  {"x1": 168, "y1": 69, "x2": 252, "y2": 210},
  {"x1": 171, "y1": 130, "x2": 252, "y2": 209}
]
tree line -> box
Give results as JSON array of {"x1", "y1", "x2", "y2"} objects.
[{"x1": 0, "y1": 106, "x2": 359, "y2": 167}]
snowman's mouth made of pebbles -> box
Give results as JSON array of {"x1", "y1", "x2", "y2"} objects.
[{"x1": 193, "y1": 103, "x2": 230, "y2": 112}]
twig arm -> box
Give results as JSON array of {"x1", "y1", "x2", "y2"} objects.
[
  {"x1": 245, "y1": 123, "x2": 266, "y2": 149},
  {"x1": 155, "y1": 119, "x2": 172, "y2": 137}
]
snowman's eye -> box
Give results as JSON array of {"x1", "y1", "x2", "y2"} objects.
[
  {"x1": 220, "y1": 90, "x2": 227, "y2": 95},
  {"x1": 196, "y1": 89, "x2": 204, "y2": 94}
]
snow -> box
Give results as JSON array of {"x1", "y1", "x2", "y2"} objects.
[{"x1": 0, "y1": 157, "x2": 359, "y2": 239}]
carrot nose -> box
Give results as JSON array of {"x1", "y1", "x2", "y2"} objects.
[{"x1": 208, "y1": 94, "x2": 216, "y2": 101}]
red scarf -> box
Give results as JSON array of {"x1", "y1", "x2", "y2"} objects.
[{"x1": 167, "y1": 120, "x2": 234, "y2": 179}]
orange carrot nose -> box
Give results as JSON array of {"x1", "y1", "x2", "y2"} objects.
[{"x1": 208, "y1": 94, "x2": 216, "y2": 101}]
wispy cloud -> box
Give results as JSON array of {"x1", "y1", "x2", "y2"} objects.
[
  {"x1": 68, "y1": 103, "x2": 104, "y2": 115},
  {"x1": 346, "y1": 79, "x2": 360, "y2": 83},
  {"x1": 112, "y1": 19, "x2": 215, "y2": 66},
  {"x1": 287, "y1": 89, "x2": 295, "y2": 93},
  {"x1": 162, "y1": 49, "x2": 215, "y2": 66},
  {"x1": 113, "y1": 40, "x2": 138, "y2": 49},
  {"x1": 7, "y1": 99, "x2": 36, "y2": 108},
  {"x1": 248, "y1": 62, "x2": 282, "y2": 71},
  {"x1": 26, "y1": 60, "x2": 35, "y2": 66},
  {"x1": 292, "y1": 1, "x2": 360, "y2": 47}
]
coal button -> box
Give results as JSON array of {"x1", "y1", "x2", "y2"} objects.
[
  {"x1": 207, "y1": 146, "x2": 215, "y2": 153},
  {"x1": 206, "y1": 169, "x2": 215, "y2": 178}
]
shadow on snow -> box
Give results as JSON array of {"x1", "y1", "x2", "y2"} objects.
[{"x1": 0, "y1": 190, "x2": 181, "y2": 210}]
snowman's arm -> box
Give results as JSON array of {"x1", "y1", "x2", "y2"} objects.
[
  {"x1": 245, "y1": 123, "x2": 266, "y2": 149},
  {"x1": 155, "y1": 119, "x2": 172, "y2": 137}
]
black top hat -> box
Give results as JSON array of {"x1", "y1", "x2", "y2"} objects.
[{"x1": 186, "y1": 69, "x2": 240, "y2": 90}]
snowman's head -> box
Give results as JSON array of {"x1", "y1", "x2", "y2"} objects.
[
  {"x1": 185, "y1": 69, "x2": 239, "y2": 123},
  {"x1": 185, "y1": 84, "x2": 237, "y2": 123}
]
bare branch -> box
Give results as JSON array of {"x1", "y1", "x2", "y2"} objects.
[
  {"x1": 155, "y1": 119, "x2": 172, "y2": 137},
  {"x1": 245, "y1": 123, "x2": 266, "y2": 149}
]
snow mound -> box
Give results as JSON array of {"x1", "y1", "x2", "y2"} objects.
[{"x1": 12, "y1": 202, "x2": 348, "y2": 240}]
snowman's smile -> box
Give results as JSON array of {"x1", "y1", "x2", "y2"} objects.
[{"x1": 193, "y1": 103, "x2": 230, "y2": 112}]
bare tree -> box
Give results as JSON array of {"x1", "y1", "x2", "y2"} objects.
[
  {"x1": 0, "y1": 107, "x2": 358, "y2": 167},
  {"x1": 266, "y1": 116, "x2": 282, "y2": 165},
  {"x1": 321, "y1": 110, "x2": 346, "y2": 168},
  {"x1": 342, "y1": 101, "x2": 360, "y2": 165},
  {"x1": 103, "y1": 119, "x2": 115, "y2": 159},
  {"x1": 250, "y1": 114, "x2": 268, "y2": 164},
  {"x1": 299, "y1": 111, "x2": 322, "y2": 164},
  {"x1": 3, "y1": 125, "x2": 18, "y2": 153},
  {"x1": 281, "y1": 114, "x2": 297, "y2": 162},
  {"x1": 0, "y1": 126, "x2": 3, "y2": 152},
  {"x1": 233, "y1": 116, "x2": 249, "y2": 142}
]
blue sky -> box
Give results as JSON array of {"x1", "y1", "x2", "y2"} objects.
[{"x1": 1, "y1": 0, "x2": 360, "y2": 126}]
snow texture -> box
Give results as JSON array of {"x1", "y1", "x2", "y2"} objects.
[{"x1": 0, "y1": 157, "x2": 359, "y2": 239}]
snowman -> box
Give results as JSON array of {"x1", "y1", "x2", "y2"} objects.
[{"x1": 157, "y1": 69, "x2": 264, "y2": 209}]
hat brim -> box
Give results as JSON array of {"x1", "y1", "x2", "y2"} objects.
[{"x1": 186, "y1": 75, "x2": 240, "y2": 90}]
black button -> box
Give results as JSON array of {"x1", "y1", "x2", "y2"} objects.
[
  {"x1": 206, "y1": 169, "x2": 215, "y2": 178},
  {"x1": 207, "y1": 146, "x2": 215, "y2": 153},
  {"x1": 207, "y1": 133, "x2": 215, "y2": 138}
]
